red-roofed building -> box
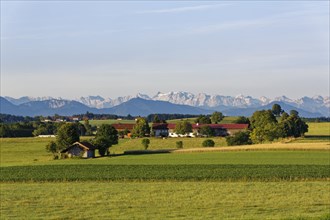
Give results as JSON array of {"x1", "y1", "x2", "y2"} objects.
[{"x1": 152, "y1": 123, "x2": 249, "y2": 137}]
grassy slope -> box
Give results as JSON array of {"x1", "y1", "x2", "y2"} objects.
[{"x1": 1, "y1": 181, "x2": 329, "y2": 220}]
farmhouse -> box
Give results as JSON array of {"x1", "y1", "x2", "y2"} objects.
[
  {"x1": 152, "y1": 123, "x2": 169, "y2": 137},
  {"x1": 61, "y1": 141, "x2": 97, "y2": 158},
  {"x1": 152, "y1": 123, "x2": 249, "y2": 137}
]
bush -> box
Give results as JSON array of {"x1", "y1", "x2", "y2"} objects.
[
  {"x1": 176, "y1": 141, "x2": 183, "y2": 149},
  {"x1": 202, "y1": 139, "x2": 215, "y2": 147},
  {"x1": 141, "y1": 138, "x2": 150, "y2": 150},
  {"x1": 226, "y1": 131, "x2": 252, "y2": 146}
]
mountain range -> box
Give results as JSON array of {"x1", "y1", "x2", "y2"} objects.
[{"x1": 1, "y1": 92, "x2": 329, "y2": 117}]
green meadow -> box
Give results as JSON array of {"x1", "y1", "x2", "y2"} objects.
[
  {"x1": 0, "y1": 122, "x2": 329, "y2": 219},
  {"x1": 305, "y1": 122, "x2": 330, "y2": 136},
  {"x1": 1, "y1": 181, "x2": 329, "y2": 220}
]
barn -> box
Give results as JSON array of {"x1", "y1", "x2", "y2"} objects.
[{"x1": 61, "y1": 141, "x2": 97, "y2": 158}]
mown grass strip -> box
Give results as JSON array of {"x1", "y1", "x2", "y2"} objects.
[{"x1": 1, "y1": 164, "x2": 329, "y2": 182}]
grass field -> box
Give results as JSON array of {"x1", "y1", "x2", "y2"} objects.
[
  {"x1": 306, "y1": 122, "x2": 330, "y2": 136},
  {"x1": 1, "y1": 181, "x2": 329, "y2": 220},
  {"x1": 1, "y1": 137, "x2": 329, "y2": 167},
  {"x1": 0, "y1": 122, "x2": 329, "y2": 219},
  {"x1": 82, "y1": 119, "x2": 135, "y2": 126}
]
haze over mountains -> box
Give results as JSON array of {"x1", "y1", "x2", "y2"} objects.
[{"x1": 1, "y1": 92, "x2": 329, "y2": 117}]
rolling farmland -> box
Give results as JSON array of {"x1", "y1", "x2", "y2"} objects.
[{"x1": 0, "y1": 122, "x2": 329, "y2": 219}]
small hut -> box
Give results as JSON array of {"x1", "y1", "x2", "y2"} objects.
[{"x1": 61, "y1": 141, "x2": 97, "y2": 158}]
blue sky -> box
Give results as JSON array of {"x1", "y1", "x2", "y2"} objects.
[{"x1": 1, "y1": 1, "x2": 329, "y2": 99}]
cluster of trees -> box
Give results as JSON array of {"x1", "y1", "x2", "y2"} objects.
[
  {"x1": 0, "y1": 122, "x2": 36, "y2": 137},
  {"x1": 147, "y1": 114, "x2": 202, "y2": 122},
  {"x1": 0, "y1": 119, "x2": 96, "y2": 138},
  {"x1": 226, "y1": 105, "x2": 308, "y2": 146},
  {"x1": 0, "y1": 114, "x2": 36, "y2": 123},
  {"x1": 46, "y1": 123, "x2": 118, "y2": 158},
  {"x1": 194, "y1": 112, "x2": 224, "y2": 124}
]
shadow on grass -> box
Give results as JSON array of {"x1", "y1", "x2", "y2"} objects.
[
  {"x1": 123, "y1": 149, "x2": 176, "y2": 155},
  {"x1": 304, "y1": 135, "x2": 330, "y2": 140},
  {"x1": 94, "y1": 149, "x2": 176, "y2": 158}
]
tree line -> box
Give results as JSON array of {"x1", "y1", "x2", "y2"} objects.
[{"x1": 226, "y1": 104, "x2": 308, "y2": 146}]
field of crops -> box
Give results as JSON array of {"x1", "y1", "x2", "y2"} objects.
[{"x1": 1, "y1": 164, "x2": 329, "y2": 182}]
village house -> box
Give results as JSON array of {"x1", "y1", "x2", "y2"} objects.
[
  {"x1": 61, "y1": 141, "x2": 97, "y2": 158},
  {"x1": 152, "y1": 123, "x2": 249, "y2": 138}
]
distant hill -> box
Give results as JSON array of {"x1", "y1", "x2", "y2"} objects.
[
  {"x1": 1, "y1": 95, "x2": 327, "y2": 117},
  {"x1": 101, "y1": 98, "x2": 212, "y2": 116},
  {"x1": 0, "y1": 98, "x2": 97, "y2": 116},
  {"x1": 0, "y1": 97, "x2": 211, "y2": 117},
  {"x1": 0, "y1": 97, "x2": 22, "y2": 115}
]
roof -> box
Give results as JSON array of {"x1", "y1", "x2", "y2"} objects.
[
  {"x1": 111, "y1": 123, "x2": 135, "y2": 130},
  {"x1": 152, "y1": 123, "x2": 170, "y2": 130},
  {"x1": 61, "y1": 141, "x2": 97, "y2": 153},
  {"x1": 152, "y1": 123, "x2": 249, "y2": 130}
]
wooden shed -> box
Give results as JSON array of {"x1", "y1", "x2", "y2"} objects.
[{"x1": 61, "y1": 141, "x2": 97, "y2": 158}]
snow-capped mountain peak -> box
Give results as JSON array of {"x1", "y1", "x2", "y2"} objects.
[{"x1": 3, "y1": 92, "x2": 329, "y2": 116}]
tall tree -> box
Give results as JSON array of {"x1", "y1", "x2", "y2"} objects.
[
  {"x1": 279, "y1": 113, "x2": 308, "y2": 138},
  {"x1": 199, "y1": 125, "x2": 215, "y2": 137},
  {"x1": 131, "y1": 117, "x2": 150, "y2": 138},
  {"x1": 152, "y1": 114, "x2": 161, "y2": 123},
  {"x1": 195, "y1": 115, "x2": 211, "y2": 124},
  {"x1": 272, "y1": 104, "x2": 283, "y2": 117},
  {"x1": 290, "y1": 110, "x2": 299, "y2": 116},
  {"x1": 174, "y1": 121, "x2": 192, "y2": 135},
  {"x1": 45, "y1": 123, "x2": 80, "y2": 158},
  {"x1": 83, "y1": 119, "x2": 93, "y2": 136},
  {"x1": 56, "y1": 123, "x2": 80, "y2": 150},
  {"x1": 93, "y1": 124, "x2": 118, "y2": 156},
  {"x1": 250, "y1": 110, "x2": 281, "y2": 143},
  {"x1": 211, "y1": 111, "x2": 224, "y2": 124}
]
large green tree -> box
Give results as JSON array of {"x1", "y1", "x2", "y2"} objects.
[
  {"x1": 195, "y1": 115, "x2": 211, "y2": 124},
  {"x1": 211, "y1": 111, "x2": 224, "y2": 124},
  {"x1": 56, "y1": 123, "x2": 80, "y2": 150},
  {"x1": 250, "y1": 110, "x2": 281, "y2": 143},
  {"x1": 93, "y1": 124, "x2": 118, "y2": 156},
  {"x1": 199, "y1": 125, "x2": 215, "y2": 137},
  {"x1": 45, "y1": 123, "x2": 80, "y2": 159},
  {"x1": 131, "y1": 117, "x2": 150, "y2": 138},
  {"x1": 83, "y1": 119, "x2": 93, "y2": 136},
  {"x1": 279, "y1": 113, "x2": 308, "y2": 138},
  {"x1": 174, "y1": 121, "x2": 192, "y2": 135},
  {"x1": 272, "y1": 104, "x2": 283, "y2": 117},
  {"x1": 226, "y1": 131, "x2": 252, "y2": 146}
]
